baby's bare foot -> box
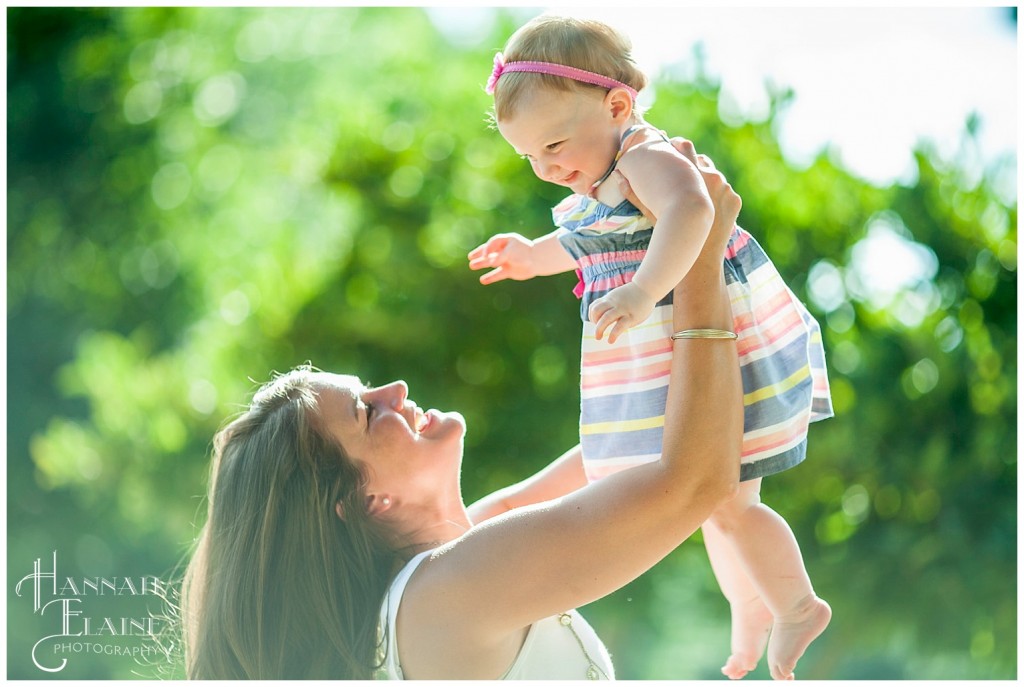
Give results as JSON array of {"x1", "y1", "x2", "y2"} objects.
[
  {"x1": 767, "y1": 595, "x2": 831, "y2": 680},
  {"x1": 721, "y1": 596, "x2": 772, "y2": 679}
]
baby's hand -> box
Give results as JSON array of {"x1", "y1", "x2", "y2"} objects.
[
  {"x1": 588, "y1": 281, "x2": 657, "y2": 344},
  {"x1": 467, "y1": 233, "x2": 537, "y2": 284}
]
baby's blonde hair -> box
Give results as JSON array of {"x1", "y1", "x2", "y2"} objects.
[{"x1": 491, "y1": 15, "x2": 648, "y2": 122}]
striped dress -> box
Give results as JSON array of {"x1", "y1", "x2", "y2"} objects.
[{"x1": 555, "y1": 187, "x2": 833, "y2": 482}]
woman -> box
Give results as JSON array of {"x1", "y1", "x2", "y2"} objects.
[{"x1": 181, "y1": 141, "x2": 744, "y2": 679}]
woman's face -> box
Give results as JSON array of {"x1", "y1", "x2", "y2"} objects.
[{"x1": 313, "y1": 373, "x2": 466, "y2": 502}]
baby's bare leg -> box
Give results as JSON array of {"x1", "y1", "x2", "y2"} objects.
[
  {"x1": 708, "y1": 479, "x2": 831, "y2": 681},
  {"x1": 703, "y1": 522, "x2": 772, "y2": 679}
]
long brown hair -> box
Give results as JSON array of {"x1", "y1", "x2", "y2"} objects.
[{"x1": 181, "y1": 366, "x2": 396, "y2": 679}]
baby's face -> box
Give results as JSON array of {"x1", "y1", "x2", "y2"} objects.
[{"x1": 497, "y1": 86, "x2": 625, "y2": 195}]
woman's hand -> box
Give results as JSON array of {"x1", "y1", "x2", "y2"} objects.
[{"x1": 686, "y1": 149, "x2": 741, "y2": 260}]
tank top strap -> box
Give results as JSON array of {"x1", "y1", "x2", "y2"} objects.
[
  {"x1": 619, "y1": 123, "x2": 648, "y2": 146},
  {"x1": 377, "y1": 549, "x2": 434, "y2": 679},
  {"x1": 623, "y1": 124, "x2": 673, "y2": 147},
  {"x1": 591, "y1": 123, "x2": 662, "y2": 192}
]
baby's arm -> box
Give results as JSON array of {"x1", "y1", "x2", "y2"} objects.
[
  {"x1": 468, "y1": 228, "x2": 577, "y2": 285},
  {"x1": 589, "y1": 140, "x2": 715, "y2": 343}
]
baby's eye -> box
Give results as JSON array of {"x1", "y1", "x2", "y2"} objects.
[{"x1": 546, "y1": 141, "x2": 563, "y2": 152}]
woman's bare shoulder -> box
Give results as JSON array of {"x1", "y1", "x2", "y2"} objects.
[{"x1": 393, "y1": 547, "x2": 528, "y2": 679}]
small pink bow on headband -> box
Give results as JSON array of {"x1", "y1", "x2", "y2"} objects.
[{"x1": 485, "y1": 52, "x2": 506, "y2": 95}]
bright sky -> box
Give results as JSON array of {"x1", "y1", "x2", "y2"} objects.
[{"x1": 430, "y1": 5, "x2": 1018, "y2": 193}]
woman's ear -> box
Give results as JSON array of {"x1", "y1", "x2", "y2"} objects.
[
  {"x1": 607, "y1": 87, "x2": 634, "y2": 122},
  {"x1": 336, "y1": 495, "x2": 391, "y2": 520},
  {"x1": 365, "y1": 494, "x2": 392, "y2": 517}
]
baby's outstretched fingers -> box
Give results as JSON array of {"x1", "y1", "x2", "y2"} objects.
[
  {"x1": 467, "y1": 252, "x2": 492, "y2": 270},
  {"x1": 478, "y1": 266, "x2": 508, "y2": 285},
  {"x1": 468, "y1": 235, "x2": 507, "y2": 267},
  {"x1": 467, "y1": 243, "x2": 486, "y2": 261},
  {"x1": 466, "y1": 232, "x2": 539, "y2": 283}
]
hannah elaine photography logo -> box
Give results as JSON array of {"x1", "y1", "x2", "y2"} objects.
[{"x1": 14, "y1": 551, "x2": 171, "y2": 674}]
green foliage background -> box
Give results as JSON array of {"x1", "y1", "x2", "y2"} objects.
[{"x1": 6, "y1": 6, "x2": 1017, "y2": 680}]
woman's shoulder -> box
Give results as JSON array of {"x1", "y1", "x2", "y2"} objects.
[
  {"x1": 377, "y1": 550, "x2": 434, "y2": 678},
  {"x1": 390, "y1": 547, "x2": 529, "y2": 679},
  {"x1": 389, "y1": 552, "x2": 613, "y2": 680}
]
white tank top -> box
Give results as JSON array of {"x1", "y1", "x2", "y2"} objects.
[{"x1": 375, "y1": 550, "x2": 615, "y2": 680}]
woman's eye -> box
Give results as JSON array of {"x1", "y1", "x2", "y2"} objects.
[{"x1": 365, "y1": 402, "x2": 374, "y2": 425}]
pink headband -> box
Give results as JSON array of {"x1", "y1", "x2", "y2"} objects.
[{"x1": 485, "y1": 52, "x2": 638, "y2": 100}]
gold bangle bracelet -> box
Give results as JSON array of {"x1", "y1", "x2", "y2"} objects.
[{"x1": 671, "y1": 328, "x2": 738, "y2": 340}]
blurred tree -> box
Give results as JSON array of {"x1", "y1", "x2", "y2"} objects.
[{"x1": 6, "y1": 6, "x2": 1016, "y2": 680}]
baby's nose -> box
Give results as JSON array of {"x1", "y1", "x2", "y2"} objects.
[{"x1": 537, "y1": 161, "x2": 560, "y2": 181}]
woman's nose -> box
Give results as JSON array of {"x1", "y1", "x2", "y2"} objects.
[{"x1": 374, "y1": 380, "x2": 408, "y2": 410}]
